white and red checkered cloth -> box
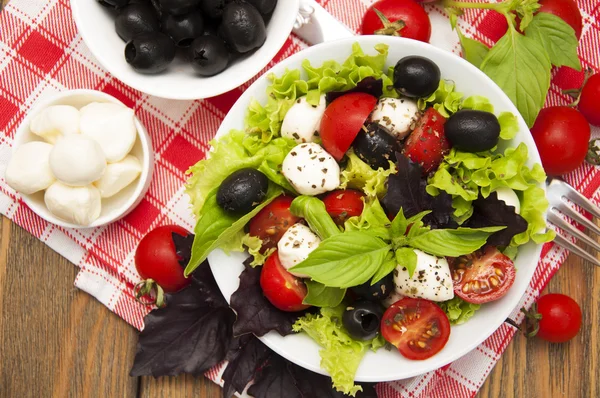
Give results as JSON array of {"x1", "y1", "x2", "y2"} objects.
[{"x1": 1, "y1": 0, "x2": 599, "y2": 396}]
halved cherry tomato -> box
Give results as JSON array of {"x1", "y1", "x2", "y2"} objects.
[
  {"x1": 249, "y1": 195, "x2": 300, "y2": 251},
  {"x1": 322, "y1": 189, "x2": 365, "y2": 225},
  {"x1": 134, "y1": 225, "x2": 191, "y2": 293},
  {"x1": 260, "y1": 251, "x2": 310, "y2": 312},
  {"x1": 360, "y1": 0, "x2": 432, "y2": 43},
  {"x1": 381, "y1": 297, "x2": 451, "y2": 360},
  {"x1": 450, "y1": 246, "x2": 516, "y2": 304},
  {"x1": 320, "y1": 92, "x2": 378, "y2": 161},
  {"x1": 403, "y1": 107, "x2": 449, "y2": 174}
]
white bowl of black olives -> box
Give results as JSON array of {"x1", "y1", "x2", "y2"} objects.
[{"x1": 71, "y1": 0, "x2": 299, "y2": 100}]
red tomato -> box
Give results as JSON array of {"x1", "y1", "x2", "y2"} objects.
[
  {"x1": 260, "y1": 251, "x2": 310, "y2": 312},
  {"x1": 249, "y1": 195, "x2": 300, "y2": 251},
  {"x1": 322, "y1": 189, "x2": 365, "y2": 224},
  {"x1": 538, "y1": 0, "x2": 582, "y2": 39},
  {"x1": 381, "y1": 297, "x2": 451, "y2": 360},
  {"x1": 578, "y1": 73, "x2": 600, "y2": 127},
  {"x1": 320, "y1": 92, "x2": 378, "y2": 161},
  {"x1": 450, "y1": 246, "x2": 516, "y2": 304},
  {"x1": 530, "y1": 106, "x2": 590, "y2": 176},
  {"x1": 535, "y1": 293, "x2": 582, "y2": 343},
  {"x1": 134, "y1": 225, "x2": 191, "y2": 293},
  {"x1": 361, "y1": 0, "x2": 431, "y2": 43},
  {"x1": 403, "y1": 107, "x2": 449, "y2": 174}
]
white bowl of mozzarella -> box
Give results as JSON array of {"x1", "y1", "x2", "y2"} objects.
[{"x1": 7, "y1": 90, "x2": 153, "y2": 229}]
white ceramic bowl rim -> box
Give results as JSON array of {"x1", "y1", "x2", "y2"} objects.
[
  {"x1": 207, "y1": 36, "x2": 546, "y2": 382},
  {"x1": 13, "y1": 89, "x2": 154, "y2": 229}
]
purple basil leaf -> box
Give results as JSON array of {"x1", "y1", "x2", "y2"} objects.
[
  {"x1": 129, "y1": 282, "x2": 235, "y2": 377},
  {"x1": 222, "y1": 336, "x2": 272, "y2": 397},
  {"x1": 190, "y1": 260, "x2": 229, "y2": 308},
  {"x1": 172, "y1": 231, "x2": 194, "y2": 268},
  {"x1": 230, "y1": 266, "x2": 301, "y2": 337},
  {"x1": 325, "y1": 77, "x2": 383, "y2": 104},
  {"x1": 382, "y1": 153, "x2": 455, "y2": 229},
  {"x1": 465, "y1": 192, "x2": 528, "y2": 247}
]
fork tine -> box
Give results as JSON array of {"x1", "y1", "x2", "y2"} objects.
[
  {"x1": 548, "y1": 212, "x2": 600, "y2": 253},
  {"x1": 553, "y1": 233, "x2": 600, "y2": 267},
  {"x1": 553, "y1": 202, "x2": 600, "y2": 236},
  {"x1": 558, "y1": 180, "x2": 600, "y2": 219}
]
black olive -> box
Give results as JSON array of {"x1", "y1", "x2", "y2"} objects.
[
  {"x1": 342, "y1": 300, "x2": 384, "y2": 341},
  {"x1": 350, "y1": 273, "x2": 394, "y2": 302},
  {"x1": 189, "y1": 35, "x2": 229, "y2": 76},
  {"x1": 97, "y1": 0, "x2": 130, "y2": 9},
  {"x1": 352, "y1": 122, "x2": 398, "y2": 170},
  {"x1": 161, "y1": 11, "x2": 204, "y2": 47},
  {"x1": 445, "y1": 109, "x2": 501, "y2": 152},
  {"x1": 217, "y1": 168, "x2": 269, "y2": 213},
  {"x1": 124, "y1": 32, "x2": 176, "y2": 73},
  {"x1": 115, "y1": 4, "x2": 160, "y2": 42},
  {"x1": 393, "y1": 56, "x2": 441, "y2": 98},
  {"x1": 158, "y1": 0, "x2": 202, "y2": 15},
  {"x1": 245, "y1": 0, "x2": 276, "y2": 15},
  {"x1": 201, "y1": 0, "x2": 226, "y2": 19},
  {"x1": 220, "y1": 1, "x2": 266, "y2": 53}
]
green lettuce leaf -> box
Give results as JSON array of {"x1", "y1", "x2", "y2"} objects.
[
  {"x1": 344, "y1": 197, "x2": 391, "y2": 240},
  {"x1": 438, "y1": 296, "x2": 480, "y2": 325},
  {"x1": 339, "y1": 149, "x2": 396, "y2": 198},
  {"x1": 418, "y1": 79, "x2": 464, "y2": 118},
  {"x1": 241, "y1": 234, "x2": 275, "y2": 267},
  {"x1": 461, "y1": 95, "x2": 494, "y2": 113},
  {"x1": 292, "y1": 305, "x2": 384, "y2": 396}
]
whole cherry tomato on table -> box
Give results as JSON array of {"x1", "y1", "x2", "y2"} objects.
[
  {"x1": 577, "y1": 73, "x2": 600, "y2": 127},
  {"x1": 526, "y1": 293, "x2": 582, "y2": 343},
  {"x1": 260, "y1": 251, "x2": 310, "y2": 312},
  {"x1": 530, "y1": 106, "x2": 590, "y2": 176},
  {"x1": 360, "y1": 0, "x2": 432, "y2": 43}
]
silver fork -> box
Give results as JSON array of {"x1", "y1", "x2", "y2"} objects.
[{"x1": 547, "y1": 178, "x2": 600, "y2": 266}]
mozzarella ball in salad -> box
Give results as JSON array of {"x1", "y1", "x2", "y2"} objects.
[
  {"x1": 369, "y1": 97, "x2": 420, "y2": 139},
  {"x1": 277, "y1": 223, "x2": 320, "y2": 278},
  {"x1": 49, "y1": 135, "x2": 107, "y2": 187},
  {"x1": 282, "y1": 143, "x2": 340, "y2": 195},
  {"x1": 393, "y1": 250, "x2": 454, "y2": 302},
  {"x1": 281, "y1": 95, "x2": 326, "y2": 144},
  {"x1": 30, "y1": 105, "x2": 80, "y2": 144},
  {"x1": 6, "y1": 142, "x2": 56, "y2": 195}
]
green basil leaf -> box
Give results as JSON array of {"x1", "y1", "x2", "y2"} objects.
[
  {"x1": 185, "y1": 184, "x2": 283, "y2": 275},
  {"x1": 458, "y1": 29, "x2": 489, "y2": 69},
  {"x1": 303, "y1": 280, "x2": 346, "y2": 307},
  {"x1": 371, "y1": 250, "x2": 396, "y2": 284},
  {"x1": 395, "y1": 247, "x2": 417, "y2": 278},
  {"x1": 290, "y1": 196, "x2": 340, "y2": 240},
  {"x1": 481, "y1": 28, "x2": 551, "y2": 127},
  {"x1": 407, "y1": 226, "x2": 505, "y2": 257},
  {"x1": 290, "y1": 231, "x2": 391, "y2": 288},
  {"x1": 515, "y1": 0, "x2": 541, "y2": 31},
  {"x1": 390, "y1": 209, "x2": 431, "y2": 238},
  {"x1": 524, "y1": 12, "x2": 581, "y2": 71}
]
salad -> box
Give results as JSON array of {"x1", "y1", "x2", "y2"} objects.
[{"x1": 184, "y1": 43, "x2": 554, "y2": 396}]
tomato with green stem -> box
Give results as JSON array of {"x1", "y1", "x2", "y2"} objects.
[
  {"x1": 360, "y1": 0, "x2": 431, "y2": 43},
  {"x1": 522, "y1": 293, "x2": 582, "y2": 343}
]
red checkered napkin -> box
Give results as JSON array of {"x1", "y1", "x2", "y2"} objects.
[{"x1": 1, "y1": 0, "x2": 599, "y2": 396}]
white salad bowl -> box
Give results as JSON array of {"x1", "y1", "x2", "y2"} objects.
[
  {"x1": 70, "y1": 0, "x2": 299, "y2": 100},
  {"x1": 208, "y1": 36, "x2": 546, "y2": 382},
  {"x1": 11, "y1": 89, "x2": 154, "y2": 229}
]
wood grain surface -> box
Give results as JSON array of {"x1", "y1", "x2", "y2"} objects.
[{"x1": 1, "y1": 214, "x2": 598, "y2": 398}]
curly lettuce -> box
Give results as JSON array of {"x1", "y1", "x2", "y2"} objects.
[
  {"x1": 339, "y1": 149, "x2": 396, "y2": 198},
  {"x1": 292, "y1": 305, "x2": 384, "y2": 397},
  {"x1": 241, "y1": 234, "x2": 275, "y2": 266},
  {"x1": 438, "y1": 296, "x2": 480, "y2": 325}
]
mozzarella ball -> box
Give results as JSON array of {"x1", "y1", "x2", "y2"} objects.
[
  {"x1": 6, "y1": 142, "x2": 56, "y2": 195},
  {"x1": 494, "y1": 187, "x2": 521, "y2": 214},
  {"x1": 49, "y1": 135, "x2": 107, "y2": 186},
  {"x1": 93, "y1": 155, "x2": 142, "y2": 198},
  {"x1": 282, "y1": 143, "x2": 340, "y2": 195},
  {"x1": 30, "y1": 105, "x2": 80, "y2": 144},
  {"x1": 79, "y1": 102, "x2": 137, "y2": 163},
  {"x1": 281, "y1": 95, "x2": 326, "y2": 144},
  {"x1": 394, "y1": 250, "x2": 454, "y2": 302},
  {"x1": 45, "y1": 182, "x2": 101, "y2": 226},
  {"x1": 277, "y1": 223, "x2": 321, "y2": 278},
  {"x1": 369, "y1": 98, "x2": 420, "y2": 139}
]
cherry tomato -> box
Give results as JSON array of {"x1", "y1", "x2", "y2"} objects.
[
  {"x1": 260, "y1": 251, "x2": 310, "y2": 312},
  {"x1": 538, "y1": 0, "x2": 582, "y2": 39},
  {"x1": 535, "y1": 293, "x2": 582, "y2": 343},
  {"x1": 249, "y1": 195, "x2": 300, "y2": 251},
  {"x1": 530, "y1": 106, "x2": 590, "y2": 176},
  {"x1": 578, "y1": 73, "x2": 600, "y2": 127},
  {"x1": 450, "y1": 246, "x2": 515, "y2": 304},
  {"x1": 381, "y1": 297, "x2": 451, "y2": 360},
  {"x1": 322, "y1": 189, "x2": 365, "y2": 225},
  {"x1": 134, "y1": 225, "x2": 191, "y2": 293},
  {"x1": 361, "y1": 0, "x2": 431, "y2": 43},
  {"x1": 403, "y1": 107, "x2": 449, "y2": 174},
  {"x1": 320, "y1": 92, "x2": 378, "y2": 161}
]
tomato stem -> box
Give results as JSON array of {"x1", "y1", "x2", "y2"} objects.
[
  {"x1": 134, "y1": 279, "x2": 166, "y2": 307},
  {"x1": 373, "y1": 7, "x2": 406, "y2": 37},
  {"x1": 443, "y1": 0, "x2": 501, "y2": 10},
  {"x1": 520, "y1": 304, "x2": 542, "y2": 338},
  {"x1": 563, "y1": 68, "x2": 595, "y2": 107}
]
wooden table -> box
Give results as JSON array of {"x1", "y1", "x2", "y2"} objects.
[{"x1": 0, "y1": 217, "x2": 598, "y2": 397}]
